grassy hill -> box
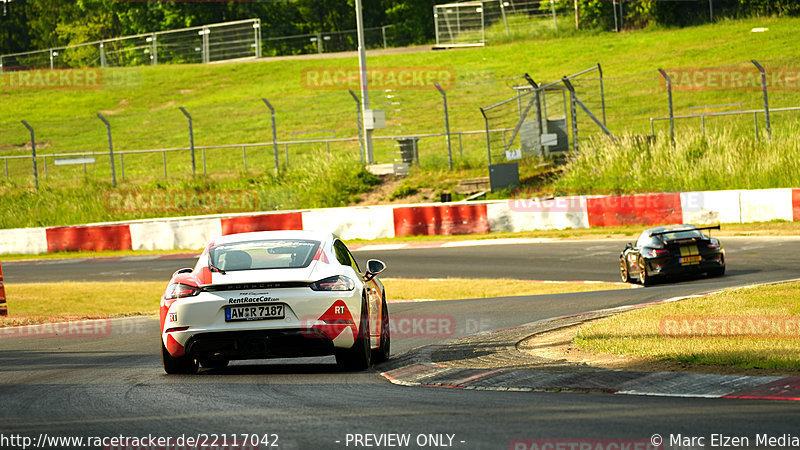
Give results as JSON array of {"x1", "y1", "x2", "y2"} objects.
[{"x1": 1, "y1": 16, "x2": 799, "y2": 229}]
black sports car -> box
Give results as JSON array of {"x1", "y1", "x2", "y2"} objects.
[{"x1": 620, "y1": 224, "x2": 726, "y2": 286}]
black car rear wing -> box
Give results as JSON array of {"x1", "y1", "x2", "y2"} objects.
[{"x1": 649, "y1": 225, "x2": 720, "y2": 238}]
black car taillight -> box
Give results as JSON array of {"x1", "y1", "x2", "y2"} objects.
[
  {"x1": 648, "y1": 249, "x2": 669, "y2": 257},
  {"x1": 309, "y1": 276, "x2": 355, "y2": 291},
  {"x1": 707, "y1": 242, "x2": 721, "y2": 249},
  {"x1": 164, "y1": 283, "x2": 202, "y2": 300}
]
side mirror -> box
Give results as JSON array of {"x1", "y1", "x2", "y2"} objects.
[
  {"x1": 625, "y1": 243, "x2": 633, "y2": 249},
  {"x1": 172, "y1": 268, "x2": 193, "y2": 277},
  {"x1": 364, "y1": 259, "x2": 386, "y2": 281}
]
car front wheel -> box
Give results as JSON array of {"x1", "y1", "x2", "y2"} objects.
[
  {"x1": 638, "y1": 256, "x2": 650, "y2": 287},
  {"x1": 619, "y1": 257, "x2": 630, "y2": 283}
]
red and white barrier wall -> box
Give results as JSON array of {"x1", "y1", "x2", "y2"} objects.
[{"x1": 1, "y1": 188, "x2": 798, "y2": 255}]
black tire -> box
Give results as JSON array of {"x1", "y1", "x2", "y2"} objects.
[
  {"x1": 619, "y1": 257, "x2": 630, "y2": 283},
  {"x1": 638, "y1": 256, "x2": 650, "y2": 287},
  {"x1": 335, "y1": 295, "x2": 372, "y2": 371},
  {"x1": 371, "y1": 296, "x2": 390, "y2": 364},
  {"x1": 161, "y1": 340, "x2": 198, "y2": 374},
  {"x1": 199, "y1": 358, "x2": 229, "y2": 369},
  {"x1": 708, "y1": 264, "x2": 725, "y2": 278}
]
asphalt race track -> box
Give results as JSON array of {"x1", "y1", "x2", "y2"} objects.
[{"x1": 1, "y1": 237, "x2": 800, "y2": 449}]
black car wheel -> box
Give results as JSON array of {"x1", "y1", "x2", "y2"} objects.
[
  {"x1": 708, "y1": 256, "x2": 725, "y2": 277},
  {"x1": 619, "y1": 257, "x2": 630, "y2": 283},
  {"x1": 335, "y1": 295, "x2": 372, "y2": 371},
  {"x1": 371, "y1": 296, "x2": 391, "y2": 364},
  {"x1": 161, "y1": 340, "x2": 198, "y2": 375},
  {"x1": 638, "y1": 256, "x2": 650, "y2": 287}
]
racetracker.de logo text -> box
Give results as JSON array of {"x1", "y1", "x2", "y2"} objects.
[{"x1": 302, "y1": 67, "x2": 456, "y2": 90}]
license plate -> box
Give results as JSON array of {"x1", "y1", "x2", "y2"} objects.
[
  {"x1": 225, "y1": 304, "x2": 284, "y2": 322},
  {"x1": 680, "y1": 255, "x2": 702, "y2": 264}
]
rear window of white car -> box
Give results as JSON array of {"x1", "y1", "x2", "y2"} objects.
[{"x1": 209, "y1": 239, "x2": 321, "y2": 271}]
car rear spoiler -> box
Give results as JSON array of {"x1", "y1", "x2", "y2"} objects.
[{"x1": 649, "y1": 225, "x2": 720, "y2": 238}]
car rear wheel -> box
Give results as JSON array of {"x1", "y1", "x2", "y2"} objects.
[
  {"x1": 638, "y1": 256, "x2": 650, "y2": 287},
  {"x1": 619, "y1": 257, "x2": 630, "y2": 283},
  {"x1": 161, "y1": 340, "x2": 198, "y2": 375},
  {"x1": 371, "y1": 296, "x2": 391, "y2": 364},
  {"x1": 335, "y1": 296, "x2": 372, "y2": 371}
]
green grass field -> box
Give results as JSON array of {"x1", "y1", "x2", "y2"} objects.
[
  {"x1": 575, "y1": 281, "x2": 800, "y2": 371},
  {"x1": 1, "y1": 16, "x2": 799, "y2": 228}
]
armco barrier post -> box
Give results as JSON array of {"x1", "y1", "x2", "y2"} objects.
[{"x1": 0, "y1": 261, "x2": 7, "y2": 316}]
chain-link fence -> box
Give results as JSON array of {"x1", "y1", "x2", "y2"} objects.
[
  {"x1": 0, "y1": 19, "x2": 262, "y2": 72},
  {"x1": 434, "y1": 0, "x2": 563, "y2": 47},
  {"x1": 4, "y1": 55, "x2": 800, "y2": 188}
]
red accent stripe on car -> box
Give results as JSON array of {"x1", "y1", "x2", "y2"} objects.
[
  {"x1": 392, "y1": 204, "x2": 490, "y2": 237},
  {"x1": 312, "y1": 246, "x2": 330, "y2": 264},
  {"x1": 586, "y1": 193, "x2": 683, "y2": 227},
  {"x1": 792, "y1": 189, "x2": 800, "y2": 222},
  {"x1": 46, "y1": 225, "x2": 132, "y2": 253},
  {"x1": 165, "y1": 334, "x2": 185, "y2": 357},
  {"x1": 220, "y1": 212, "x2": 303, "y2": 235},
  {"x1": 312, "y1": 300, "x2": 356, "y2": 340}
]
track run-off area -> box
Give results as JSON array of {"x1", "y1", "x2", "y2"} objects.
[{"x1": 1, "y1": 236, "x2": 800, "y2": 449}]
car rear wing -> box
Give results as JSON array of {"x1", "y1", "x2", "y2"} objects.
[{"x1": 649, "y1": 225, "x2": 720, "y2": 238}]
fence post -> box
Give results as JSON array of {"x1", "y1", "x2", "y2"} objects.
[
  {"x1": 433, "y1": 83, "x2": 453, "y2": 170},
  {"x1": 96, "y1": 113, "x2": 117, "y2": 187},
  {"x1": 178, "y1": 107, "x2": 197, "y2": 176},
  {"x1": 550, "y1": 0, "x2": 558, "y2": 31},
  {"x1": 151, "y1": 33, "x2": 158, "y2": 66},
  {"x1": 381, "y1": 25, "x2": 389, "y2": 49},
  {"x1": 201, "y1": 27, "x2": 210, "y2": 64},
  {"x1": 560, "y1": 78, "x2": 579, "y2": 154},
  {"x1": 348, "y1": 90, "x2": 366, "y2": 165},
  {"x1": 658, "y1": 68, "x2": 675, "y2": 143},
  {"x1": 254, "y1": 20, "x2": 262, "y2": 58},
  {"x1": 480, "y1": 107, "x2": 492, "y2": 166},
  {"x1": 100, "y1": 42, "x2": 107, "y2": 68},
  {"x1": 597, "y1": 63, "x2": 607, "y2": 127},
  {"x1": 261, "y1": 99, "x2": 280, "y2": 172},
  {"x1": 20, "y1": 120, "x2": 39, "y2": 189},
  {"x1": 500, "y1": 1, "x2": 510, "y2": 36},
  {"x1": 751, "y1": 59, "x2": 771, "y2": 139}
]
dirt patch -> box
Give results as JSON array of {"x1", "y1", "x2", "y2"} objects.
[
  {"x1": 356, "y1": 175, "x2": 435, "y2": 206},
  {"x1": 519, "y1": 322, "x2": 800, "y2": 377}
]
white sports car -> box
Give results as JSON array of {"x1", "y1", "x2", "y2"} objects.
[{"x1": 160, "y1": 230, "x2": 390, "y2": 374}]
